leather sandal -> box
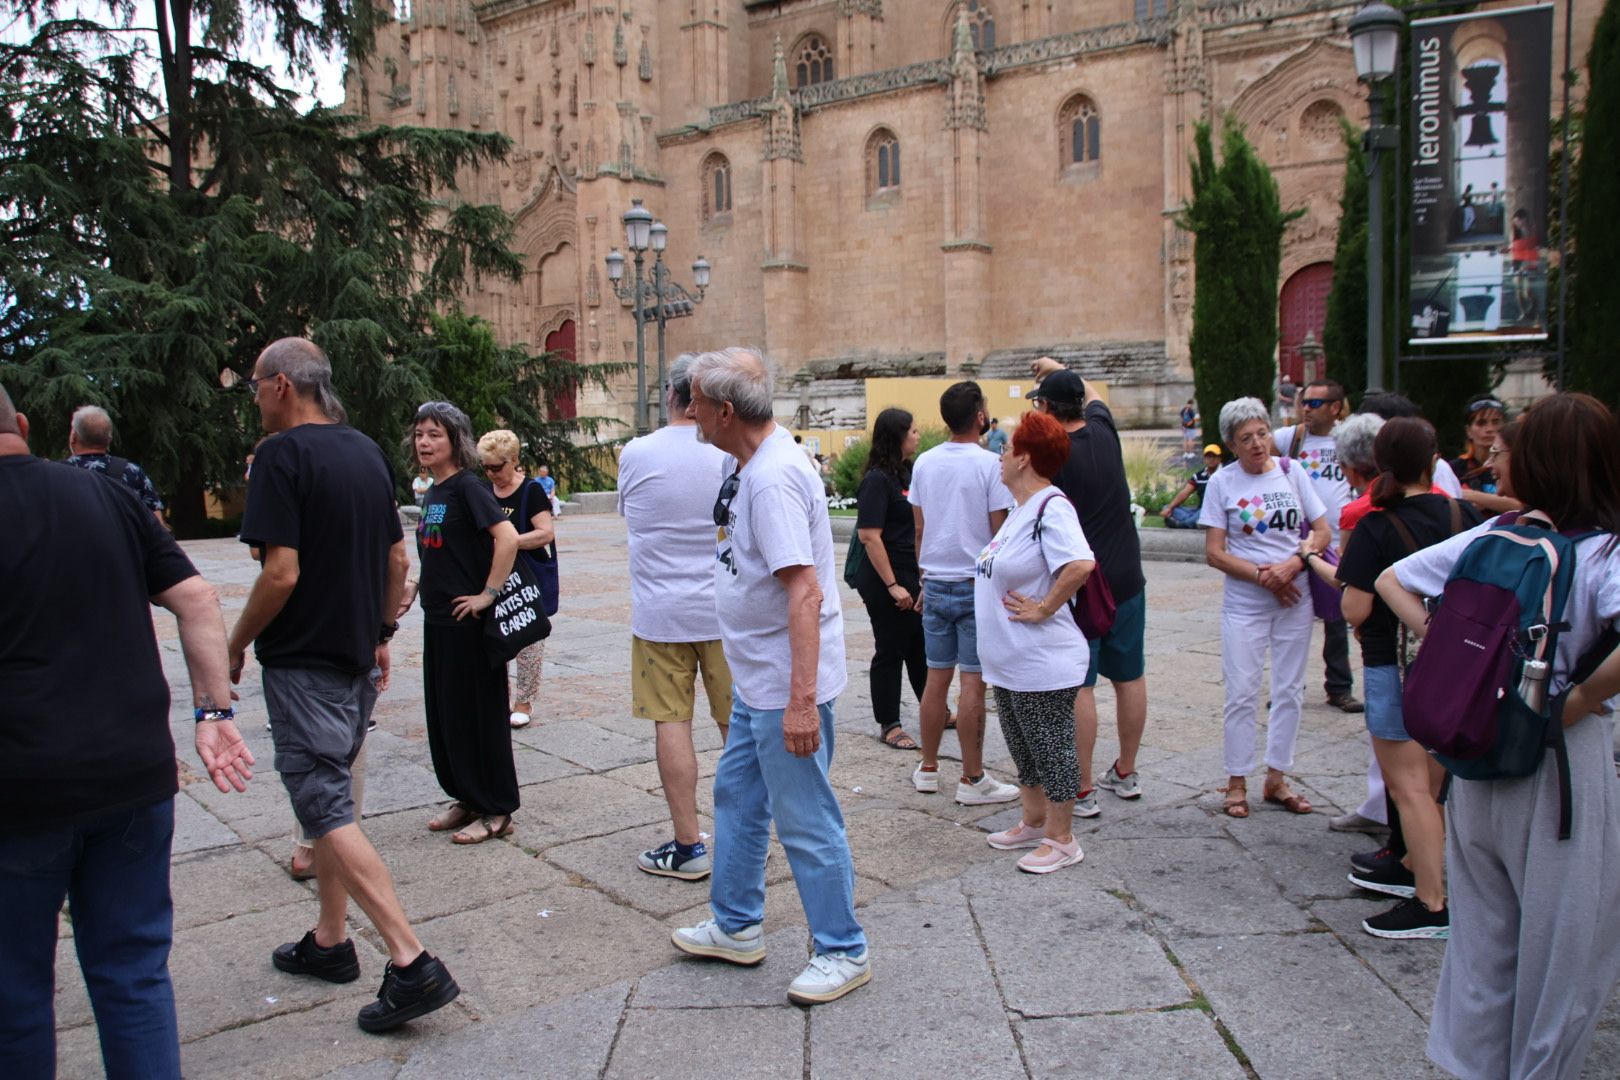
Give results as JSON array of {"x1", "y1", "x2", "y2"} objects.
[
  {"x1": 428, "y1": 803, "x2": 478, "y2": 832},
  {"x1": 880, "y1": 726, "x2": 919, "y2": 751},
  {"x1": 1263, "y1": 783, "x2": 1313, "y2": 815},
  {"x1": 452, "y1": 815, "x2": 515, "y2": 845},
  {"x1": 1223, "y1": 781, "x2": 1250, "y2": 819}
]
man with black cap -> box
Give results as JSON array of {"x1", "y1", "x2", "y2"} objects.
[{"x1": 1026, "y1": 358, "x2": 1148, "y2": 816}]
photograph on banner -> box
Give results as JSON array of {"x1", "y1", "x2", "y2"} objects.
[{"x1": 1408, "y1": 3, "x2": 1552, "y2": 344}]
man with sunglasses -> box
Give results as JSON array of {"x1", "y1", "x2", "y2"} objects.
[
  {"x1": 1271, "y1": 378, "x2": 1362, "y2": 714},
  {"x1": 670, "y1": 347, "x2": 869, "y2": 1006}
]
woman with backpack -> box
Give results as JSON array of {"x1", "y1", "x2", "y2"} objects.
[
  {"x1": 477, "y1": 429, "x2": 557, "y2": 731},
  {"x1": 1309, "y1": 417, "x2": 1482, "y2": 940},
  {"x1": 1198, "y1": 397, "x2": 1330, "y2": 819},
  {"x1": 1377, "y1": 393, "x2": 1620, "y2": 1078}
]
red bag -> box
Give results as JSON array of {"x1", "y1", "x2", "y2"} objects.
[{"x1": 1033, "y1": 493, "x2": 1117, "y2": 639}]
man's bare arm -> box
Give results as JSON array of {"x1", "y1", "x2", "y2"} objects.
[
  {"x1": 776, "y1": 563, "x2": 824, "y2": 758},
  {"x1": 227, "y1": 544, "x2": 299, "y2": 678},
  {"x1": 153, "y1": 574, "x2": 254, "y2": 793}
]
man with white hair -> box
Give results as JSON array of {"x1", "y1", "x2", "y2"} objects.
[
  {"x1": 64, "y1": 404, "x2": 165, "y2": 521},
  {"x1": 670, "y1": 346, "x2": 870, "y2": 1006}
]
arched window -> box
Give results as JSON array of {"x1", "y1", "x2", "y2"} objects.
[
  {"x1": 1059, "y1": 94, "x2": 1101, "y2": 171},
  {"x1": 702, "y1": 152, "x2": 732, "y2": 223},
  {"x1": 866, "y1": 128, "x2": 900, "y2": 200},
  {"x1": 952, "y1": 1, "x2": 996, "y2": 51},
  {"x1": 794, "y1": 34, "x2": 833, "y2": 88}
]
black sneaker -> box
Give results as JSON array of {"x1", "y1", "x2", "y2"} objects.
[
  {"x1": 1327, "y1": 694, "x2": 1366, "y2": 714},
  {"x1": 357, "y1": 953, "x2": 460, "y2": 1033},
  {"x1": 1349, "y1": 862, "x2": 1416, "y2": 899},
  {"x1": 272, "y1": 931, "x2": 361, "y2": 984},
  {"x1": 1362, "y1": 897, "x2": 1449, "y2": 940},
  {"x1": 1350, "y1": 845, "x2": 1403, "y2": 875}
]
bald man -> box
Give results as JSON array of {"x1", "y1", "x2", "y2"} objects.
[{"x1": 64, "y1": 404, "x2": 165, "y2": 522}]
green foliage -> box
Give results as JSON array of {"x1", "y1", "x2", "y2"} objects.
[
  {"x1": 1178, "y1": 118, "x2": 1301, "y2": 450},
  {"x1": 1323, "y1": 121, "x2": 1370, "y2": 404},
  {"x1": 1120, "y1": 437, "x2": 1185, "y2": 514},
  {"x1": 832, "y1": 439, "x2": 869, "y2": 498},
  {"x1": 1568, "y1": 0, "x2": 1620, "y2": 405}
]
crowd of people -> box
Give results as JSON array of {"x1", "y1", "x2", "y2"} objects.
[{"x1": 4, "y1": 339, "x2": 1619, "y2": 1079}]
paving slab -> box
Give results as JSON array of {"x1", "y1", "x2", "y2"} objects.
[
  {"x1": 395, "y1": 982, "x2": 630, "y2": 1079},
  {"x1": 608, "y1": 1002, "x2": 804, "y2": 1079},
  {"x1": 173, "y1": 787, "x2": 248, "y2": 854},
  {"x1": 170, "y1": 844, "x2": 312, "y2": 930},
  {"x1": 179, "y1": 997, "x2": 464, "y2": 1080},
  {"x1": 1017, "y1": 1010, "x2": 1248, "y2": 1080},
  {"x1": 1111, "y1": 837, "x2": 1317, "y2": 937},
  {"x1": 514, "y1": 719, "x2": 655, "y2": 772},
  {"x1": 543, "y1": 818, "x2": 717, "y2": 919},
  {"x1": 509, "y1": 772, "x2": 674, "y2": 852},
  {"x1": 634, "y1": 928, "x2": 818, "y2": 1009},
  {"x1": 1309, "y1": 898, "x2": 1447, "y2": 1022},
  {"x1": 1172, "y1": 931, "x2": 1445, "y2": 1079},
  {"x1": 1227, "y1": 807, "x2": 1375, "y2": 903}
]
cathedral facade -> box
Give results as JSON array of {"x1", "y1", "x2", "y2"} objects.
[{"x1": 345, "y1": 0, "x2": 1595, "y2": 430}]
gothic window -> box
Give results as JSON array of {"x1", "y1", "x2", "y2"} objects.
[
  {"x1": 1059, "y1": 94, "x2": 1101, "y2": 172},
  {"x1": 1133, "y1": 0, "x2": 1169, "y2": 19},
  {"x1": 794, "y1": 34, "x2": 833, "y2": 88},
  {"x1": 702, "y1": 152, "x2": 732, "y2": 224},
  {"x1": 953, "y1": 1, "x2": 996, "y2": 51},
  {"x1": 866, "y1": 128, "x2": 900, "y2": 201}
]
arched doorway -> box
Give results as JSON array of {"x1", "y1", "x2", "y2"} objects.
[
  {"x1": 544, "y1": 319, "x2": 577, "y2": 420},
  {"x1": 1278, "y1": 262, "x2": 1334, "y2": 385}
]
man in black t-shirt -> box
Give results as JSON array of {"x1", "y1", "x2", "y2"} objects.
[
  {"x1": 1028, "y1": 359, "x2": 1150, "y2": 814},
  {"x1": 228, "y1": 338, "x2": 460, "y2": 1033},
  {"x1": 0, "y1": 382, "x2": 253, "y2": 1077}
]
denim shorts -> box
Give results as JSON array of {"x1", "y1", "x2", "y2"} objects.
[
  {"x1": 1363, "y1": 663, "x2": 1409, "y2": 741},
  {"x1": 1083, "y1": 588, "x2": 1148, "y2": 688},
  {"x1": 921, "y1": 578, "x2": 979, "y2": 673}
]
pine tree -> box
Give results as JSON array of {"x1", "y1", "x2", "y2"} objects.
[
  {"x1": 1179, "y1": 118, "x2": 1301, "y2": 449},
  {"x1": 1323, "y1": 122, "x2": 1370, "y2": 403},
  {"x1": 1568, "y1": 0, "x2": 1620, "y2": 405}
]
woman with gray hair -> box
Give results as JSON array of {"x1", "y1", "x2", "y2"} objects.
[
  {"x1": 409, "y1": 401, "x2": 522, "y2": 844},
  {"x1": 1197, "y1": 397, "x2": 1331, "y2": 818}
]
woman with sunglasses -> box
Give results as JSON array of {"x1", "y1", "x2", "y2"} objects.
[
  {"x1": 477, "y1": 429, "x2": 555, "y2": 730},
  {"x1": 409, "y1": 402, "x2": 521, "y2": 845},
  {"x1": 1450, "y1": 396, "x2": 1519, "y2": 516}
]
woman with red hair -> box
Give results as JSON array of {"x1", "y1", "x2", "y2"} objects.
[{"x1": 973, "y1": 411, "x2": 1097, "y2": 874}]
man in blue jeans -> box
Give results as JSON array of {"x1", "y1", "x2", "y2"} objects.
[
  {"x1": 0, "y1": 383, "x2": 255, "y2": 1079},
  {"x1": 907, "y1": 382, "x2": 1018, "y2": 804},
  {"x1": 670, "y1": 347, "x2": 869, "y2": 1005}
]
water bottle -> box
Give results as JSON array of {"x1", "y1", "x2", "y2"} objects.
[{"x1": 1517, "y1": 657, "x2": 1550, "y2": 714}]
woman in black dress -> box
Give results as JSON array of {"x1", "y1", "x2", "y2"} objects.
[
  {"x1": 410, "y1": 401, "x2": 521, "y2": 844},
  {"x1": 854, "y1": 407, "x2": 926, "y2": 749}
]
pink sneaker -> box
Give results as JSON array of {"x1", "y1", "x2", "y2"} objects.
[
  {"x1": 987, "y1": 821, "x2": 1046, "y2": 850},
  {"x1": 1016, "y1": 836, "x2": 1084, "y2": 874}
]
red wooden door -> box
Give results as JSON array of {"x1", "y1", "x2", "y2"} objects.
[
  {"x1": 1277, "y1": 263, "x2": 1333, "y2": 386},
  {"x1": 544, "y1": 319, "x2": 577, "y2": 420}
]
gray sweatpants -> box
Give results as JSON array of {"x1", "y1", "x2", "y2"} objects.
[{"x1": 1427, "y1": 712, "x2": 1620, "y2": 1079}]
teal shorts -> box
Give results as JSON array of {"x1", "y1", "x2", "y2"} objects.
[{"x1": 1082, "y1": 588, "x2": 1147, "y2": 687}]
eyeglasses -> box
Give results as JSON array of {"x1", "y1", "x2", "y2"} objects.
[
  {"x1": 239, "y1": 373, "x2": 273, "y2": 392},
  {"x1": 1234, "y1": 429, "x2": 1272, "y2": 448},
  {"x1": 1487, "y1": 446, "x2": 1507, "y2": 458},
  {"x1": 482, "y1": 460, "x2": 508, "y2": 474},
  {"x1": 416, "y1": 400, "x2": 459, "y2": 419},
  {"x1": 1467, "y1": 398, "x2": 1507, "y2": 418},
  {"x1": 1301, "y1": 397, "x2": 1342, "y2": 410},
  {"x1": 712, "y1": 470, "x2": 740, "y2": 527}
]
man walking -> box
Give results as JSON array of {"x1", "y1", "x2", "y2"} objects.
[
  {"x1": 1028, "y1": 359, "x2": 1149, "y2": 816},
  {"x1": 1272, "y1": 377, "x2": 1361, "y2": 713},
  {"x1": 227, "y1": 337, "x2": 459, "y2": 1033},
  {"x1": 0, "y1": 382, "x2": 254, "y2": 1078},
  {"x1": 63, "y1": 404, "x2": 165, "y2": 521},
  {"x1": 670, "y1": 347, "x2": 869, "y2": 1006},
  {"x1": 907, "y1": 381, "x2": 1019, "y2": 804},
  {"x1": 619, "y1": 354, "x2": 734, "y2": 881}
]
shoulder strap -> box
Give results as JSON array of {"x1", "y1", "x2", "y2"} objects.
[
  {"x1": 1031, "y1": 491, "x2": 1066, "y2": 543},
  {"x1": 1448, "y1": 496, "x2": 1464, "y2": 537},
  {"x1": 103, "y1": 454, "x2": 130, "y2": 476},
  {"x1": 1289, "y1": 424, "x2": 1306, "y2": 459},
  {"x1": 1386, "y1": 509, "x2": 1422, "y2": 556},
  {"x1": 517, "y1": 478, "x2": 533, "y2": 525}
]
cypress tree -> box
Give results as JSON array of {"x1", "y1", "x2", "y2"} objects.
[
  {"x1": 1568, "y1": 0, "x2": 1620, "y2": 405},
  {"x1": 1323, "y1": 122, "x2": 1370, "y2": 403},
  {"x1": 1179, "y1": 118, "x2": 1300, "y2": 449}
]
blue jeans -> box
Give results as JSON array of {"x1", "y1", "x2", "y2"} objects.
[
  {"x1": 0, "y1": 798, "x2": 180, "y2": 1080},
  {"x1": 710, "y1": 694, "x2": 866, "y2": 956}
]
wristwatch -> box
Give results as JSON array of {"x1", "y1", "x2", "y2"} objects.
[{"x1": 484, "y1": 585, "x2": 502, "y2": 600}]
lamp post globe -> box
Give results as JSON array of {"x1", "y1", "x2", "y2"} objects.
[
  {"x1": 649, "y1": 220, "x2": 668, "y2": 253},
  {"x1": 623, "y1": 198, "x2": 653, "y2": 252},
  {"x1": 1349, "y1": 1, "x2": 1404, "y2": 83},
  {"x1": 605, "y1": 248, "x2": 625, "y2": 283},
  {"x1": 692, "y1": 256, "x2": 711, "y2": 290}
]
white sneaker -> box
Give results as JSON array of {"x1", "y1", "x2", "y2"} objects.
[
  {"x1": 509, "y1": 712, "x2": 532, "y2": 729},
  {"x1": 670, "y1": 919, "x2": 765, "y2": 966},
  {"x1": 787, "y1": 950, "x2": 871, "y2": 1005},
  {"x1": 1074, "y1": 789, "x2": 1101, "y2": 818},
  {"x1": 1096, "y1": 762, "x2": 1142, "y2": 799},
  {"x1": 955, "y1": 772, "x2": 1020, "y2": 805},
  {"x1": 911, "y1": 764, "x2": 940, "y2": 793}
]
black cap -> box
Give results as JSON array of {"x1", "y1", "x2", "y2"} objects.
[{"x1": 1026, "y1": 370, "x2": 1085, "y2": 405}]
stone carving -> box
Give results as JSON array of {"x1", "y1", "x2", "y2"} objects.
[
  {"x1": 586, "y1": 264, "x2": 600, "y2": 308},
  {"x1": 514, "y1": 49, "x2": 525, "y2": 81},
  {"x1": 435, "y1": 1, "x2": 446, "y2": 28},
  {"x1": 446, "y1": 74, "x2": 459, "y2": 115},
  {"x1": 945, "y1": 8, "x2": 987, "y2": 131},
  {"x1": 569, "y1": 76, "x2": 578, "y2": 116},
  {"x1": 583, "y1": 24, "x2": 594, "y2": 64},
  {"x1": 1300, "y1": 98, "x2": 1344, "y2": 146},
  {"x1": 1202, "y1": 0, "x2": 1334, "y2": 31},
  {"x1": 453, "y1": 1, "x2": 465, "y2": 34},
  {"x1": 582, "y1": 137, "x2": 597, "y2": 178},
  {"x1": 416, "y1": 69, "x2": 427, "y2": 114},
  {"x1": 552, "y1": 63, "x2": 561, "y2": 93},
  {"x1": 614, "y1": 21, "x2": 627, "y2": 67},
  {"x1": 639, "y1": 37, "x2": 652, "y2": 81},
  {"x1": 550, "y1": 23, "x2": 560, "y2": 56},
  {"x1": 839, "y1": 0, "x2": 883, "y2": 14},
  {"x1": 619, "y1": 138, "x2": 633, "y2": 179},
  {"x1": 533, "y1": 83, "x2": 544, "y2": 122},
  {"x1": 513, "y1": 149, "x2": 534, "y2": 191},
  {"x1": 763, "y1": 36, "x2": 803, "y2": 162}
]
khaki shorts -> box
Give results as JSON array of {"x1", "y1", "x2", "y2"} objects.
[{"x1": 631, "y1": 636, "x2": 733, "y2": 724}]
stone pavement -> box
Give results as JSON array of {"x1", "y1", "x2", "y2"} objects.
[{"x1": 54, "y1": 514, "x2": 1619, "y2": 1078}]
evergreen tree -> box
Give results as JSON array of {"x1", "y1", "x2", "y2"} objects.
[
  {"x1": 1568, "y1": 0, "x2": 1620, "y2": 405},
  {"x1": 1178, "y1": 118, "x2": 1300, "y2": 449},
  {"x1": 1323, "y1": 122, "x2": 1370, "y2": 403}
]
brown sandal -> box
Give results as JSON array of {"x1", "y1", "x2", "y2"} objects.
[
  {"x1": 1223, "y1": 781, "x2": 1250, "y2": 818},
  {"x1": 452, "y1": 815, "x2": 515, "y2": 845},
  {"x1": 881, "y1": 727, "x2": 919, "y2": 751},
  {"x1": 428, "y1": 802, "x2": 478, "y2": 832},
  {"x1": 1263, "y1": 784, "x2": 1313, "y2": 815}
]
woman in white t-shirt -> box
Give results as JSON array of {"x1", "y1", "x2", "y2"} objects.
[
  {"x1": 1377, "y1": 393, "x2": 1620, "y2": 1080},
  {"x1": 1198, "y1": 397, "x2": 1330, "y2": 819},
  {"x1": 973, "y1": 411, "x2": 1097, "y2": 875}
]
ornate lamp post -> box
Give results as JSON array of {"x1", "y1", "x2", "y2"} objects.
[
  {"x1": 1349, "y1": 1, "x2": 1405, "y2": 395},
  {"x1": 605, "y1": 199, "x2": 712, "y2": 434}
]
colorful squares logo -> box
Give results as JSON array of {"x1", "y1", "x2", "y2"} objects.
[{"x1": 1236, "y1": 496, "x2": 1269, "y2": 535}]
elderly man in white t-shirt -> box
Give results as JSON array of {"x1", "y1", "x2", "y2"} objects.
[
  {"x1": 669, "y1": 347, "x2": 870, "y2": 1007},
  {"x1": 619, "y1": 354, "x2": 735, "y2": 883}
]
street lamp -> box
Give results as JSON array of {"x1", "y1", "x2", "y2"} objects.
[
  {"x1": 1350, "y1": 1, "x2": 1405, "y2": 395},
  {"x1": 605, "y1": 199, "x2": 712, "y2": 433}
]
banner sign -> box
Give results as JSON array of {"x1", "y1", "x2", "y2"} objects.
[{"x1": 1408, "y1": 4, "x2": 1552, "y2": 344}]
